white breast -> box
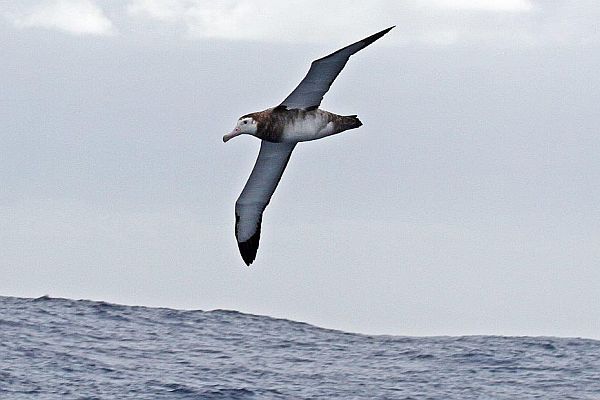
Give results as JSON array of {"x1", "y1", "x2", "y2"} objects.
[{"x1": 281, "y1": 110, "x2": 332, "y2": 142}]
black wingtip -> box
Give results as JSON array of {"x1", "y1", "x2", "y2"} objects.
[
  {"x1": 235, "y1": 215, "x2": 262, "y2": 266},
  {"x1": 362, "y1": 26, "x2": 395, "y2": 47},
  {"x1": 238, "y1": 228, "x2": 260, "y2": 266}
]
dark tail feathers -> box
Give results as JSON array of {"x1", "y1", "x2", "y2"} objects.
[{"x1": 341, "y1": 115, "x2": 362, "y2": 131}]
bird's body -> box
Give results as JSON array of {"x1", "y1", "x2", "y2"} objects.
[
  {"x1": 224, "y1": 26, "x2": 394, "y2": 265},
  {"x1": 240, "y1": 107, "x2": 362, "y2": 143}
]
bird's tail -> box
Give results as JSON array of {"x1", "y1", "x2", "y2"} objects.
[{"x1": 341, "y1": 115, "x2": 363, "y2": 131}]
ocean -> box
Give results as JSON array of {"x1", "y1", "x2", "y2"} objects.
[{"x1": 1, "y1": 295, "x2": 599, "y2": 399}]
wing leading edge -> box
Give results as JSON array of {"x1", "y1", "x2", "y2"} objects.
[{"x1": 279, "y1": 26, "x2": 395, "y2": 111}]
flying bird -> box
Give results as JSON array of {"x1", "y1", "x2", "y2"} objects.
[{"x1": 224, "y1": 26, "x2": 394, "y2": 265}]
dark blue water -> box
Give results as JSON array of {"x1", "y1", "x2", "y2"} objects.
[{"x1": 2, "y1": 296, "x2": 600, "y2": 399}]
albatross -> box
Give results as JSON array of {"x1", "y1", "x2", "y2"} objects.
[{"x1": 224, "y1": 26, "x2": 394, "y2": 265}]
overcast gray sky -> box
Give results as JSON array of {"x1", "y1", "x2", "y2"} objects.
[{"x1": 2, "y1": 0, "x2": 600, "y2": 339}]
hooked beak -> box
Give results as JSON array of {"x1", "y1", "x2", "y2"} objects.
[{"x1": 223, "y1": 128, "x2": 241, "y2": 143}]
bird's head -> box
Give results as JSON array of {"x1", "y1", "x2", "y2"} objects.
[{"x1": 223, "y1": 117, "x2": 257, "y2": 142}]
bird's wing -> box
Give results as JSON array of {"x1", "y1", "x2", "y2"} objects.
[
  {"x1": 278, "y1": 26, "x2": 394, "y2": 111},
  {"x1": 235, "y1": 140, "x2": 296, "y2": 265}
]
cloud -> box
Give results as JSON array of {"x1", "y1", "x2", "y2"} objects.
[
  {"x1": 121, "y1": 0, "x2": 541, "y2": 46},
  {"x1": 3, "y1": 0, "x2": 599, "y2": 47},
  {"x1": 126, "y1": 0, "x2": 185, "y2": 22},
  {"x1": 125, "y1": 1, "x2": 387, "y2": 43},
  {"x1": 10, "y1": 0, "x2": 115, "y2": 36},
  {"x1": 420, "y1": 0, "x2": 533, "y2": 12}
]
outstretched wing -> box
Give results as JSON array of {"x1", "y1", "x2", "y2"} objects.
[
  {"x1": 235, "y1": 140, "x2": 296, "y2": 265},
  {"x1": 279, "y1": 26, "x2": 394, "y2": 111}
]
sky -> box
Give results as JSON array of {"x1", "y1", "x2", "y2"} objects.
[{"x1": 1, "y1": 0, "x2": 600, "y2": 339}]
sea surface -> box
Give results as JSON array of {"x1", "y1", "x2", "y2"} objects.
[{"x1": 2, "y1": 296, "x2": 600, "y2": 399}]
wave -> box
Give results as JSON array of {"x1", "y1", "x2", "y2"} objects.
[{"x1": 2, "y1": 295, "x2": 600, "y2": 399}]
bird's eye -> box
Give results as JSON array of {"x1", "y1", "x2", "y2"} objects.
[{"x1": 243, "y1": 121, "x2": 248, "y2": 124}]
